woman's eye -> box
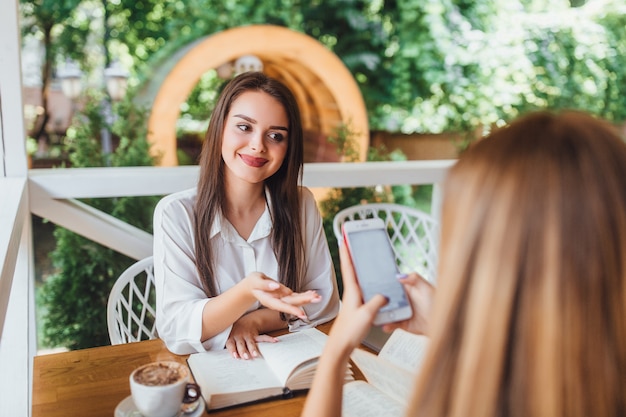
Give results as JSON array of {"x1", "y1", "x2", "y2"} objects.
[
  {"x1": 237, "y1": 124, "x2": 250, "y2": 132},
  {"x1": 268, "y1": 132, "x2": 285, "y2": 142}
]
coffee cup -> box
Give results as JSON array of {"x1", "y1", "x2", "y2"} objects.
[{"x1": 129, "y1": 361, "x2": 200, "y2": 417}]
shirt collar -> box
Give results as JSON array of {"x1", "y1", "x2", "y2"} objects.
[{"x1": 209, "y1": 188, "x2": 273, "y2": 242}]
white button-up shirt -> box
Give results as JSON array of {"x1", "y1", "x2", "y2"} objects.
[{"x1": 154, "y1": 186, "x2": 339, "y2": 354}]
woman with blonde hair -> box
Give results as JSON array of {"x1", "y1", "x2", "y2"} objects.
[{"x1": 303, "y1": 110, "x2": 626, "y2": 417}]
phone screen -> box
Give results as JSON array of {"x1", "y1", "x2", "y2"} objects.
[{"x1": 346, "y1": 228, "x2": 410, "y2": 314}]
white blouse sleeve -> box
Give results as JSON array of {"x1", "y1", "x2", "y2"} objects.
[
  {"x1": 153, "y1": 190, "x2": 232, "y2": 355},
  {"x1": 288, "y1": 187, "x2": 340, "y2": 331}
]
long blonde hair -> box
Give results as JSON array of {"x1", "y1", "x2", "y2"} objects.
[{"x1": 407, "y1": 111, "x2": 626, "y2": 417}]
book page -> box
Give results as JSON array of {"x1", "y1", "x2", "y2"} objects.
[
  {"x1": 342, "y1": 380, "x2": 405, "y2": 417},
  {"x1": 378, "y1": 328, "x2": 429, "y2": 372},
  {"x1": 350, "y1": 329, "x2": 428, "y2": 404},
  {"x1": 350, "y1": 348, "x2": 414, "y2": 404},
  {"x1": 187, "y1": 349, "x2": 282, "y2": 398},
  {"x1": 257, "y1": 328, "x2": 328, "y2": 386}
]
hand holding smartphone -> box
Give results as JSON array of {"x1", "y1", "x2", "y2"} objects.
[{"x1": 342, "y1": 218, "x2": 413, "y2": 326}]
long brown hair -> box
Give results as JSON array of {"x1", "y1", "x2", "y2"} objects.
[
  {"x1": 408, "y1": 111, "x2": 626, "y2": 417},
  {"x1": 194, "y1": 72, "x2": 305, "y2": 297}
]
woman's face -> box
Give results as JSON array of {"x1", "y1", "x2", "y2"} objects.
[{"x1": 221, "y1": 91, "x2": 289, "y2": 186}]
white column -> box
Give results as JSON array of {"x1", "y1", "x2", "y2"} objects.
[
  {"x1": 0, "y1": 0, "x2": 28, "y2": 177},
  {"x1": 0, "y1": 0, "x2": 34, "y2": 416}
]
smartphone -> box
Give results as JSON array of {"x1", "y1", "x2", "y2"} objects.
[{"x1": 342, "y1": 218, "x2": 413, "y2": 326}]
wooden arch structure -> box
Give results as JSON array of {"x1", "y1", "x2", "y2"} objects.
[{"x1": 146, "y1": 25, "x2": 369, "y2": 166}]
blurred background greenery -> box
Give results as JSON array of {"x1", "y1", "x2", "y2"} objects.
[{"x1": 22, "y1": 0, "x2": 626, "y2": 152}]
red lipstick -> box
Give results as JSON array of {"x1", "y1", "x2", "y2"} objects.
[{"x1": 239, "y1": 154, "x2": 268, "y2": 167}]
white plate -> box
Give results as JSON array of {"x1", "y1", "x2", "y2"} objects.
[{"x1": 114, "y1": 395, "x2": 205, "y2": 417}]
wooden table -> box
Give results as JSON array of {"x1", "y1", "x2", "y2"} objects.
[{"x1": 32, "y1": 322, "x2": 357, "y2": 417}]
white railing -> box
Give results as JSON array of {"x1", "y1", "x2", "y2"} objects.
[
  {"x1": 27, "y1": 160, "x2": 455, "y2": 260},
  {"x1": 3, "y1": 161, "x2": 457, "y2": 313},
  {"x1": 3, "y1": 160, "x2": 457, "y2": 337}
]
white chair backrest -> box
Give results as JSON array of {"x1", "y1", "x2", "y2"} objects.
[
  {"x1": 333, "y1": 203, "x2": 439, "y2": 282},
  {"x1": 107, "y1": 256, "x2": 157, "y2": 345}
]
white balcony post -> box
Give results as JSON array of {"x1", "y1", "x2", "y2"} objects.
[
  {"x1": 0, "y1": 0, "x2": 34, "y2": 416},
  {"x1": 0, "y1": 0, "x2": 28, "y2": 178}
]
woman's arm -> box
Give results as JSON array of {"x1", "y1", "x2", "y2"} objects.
[
  {"x1": 301, "y1": 244, "x2": 388, "y2": 417},
  {"x1": 302, "y1": 242, "x2": 436, "y2": 416},
  {"x1": 200, "y1": 271, "x2": 316, "y2": 339},
  {"x1": 154, "y1": 191, "x2": 213, "y2": 354},
  {"x1": 202, "y1": 272, "x2": 322, "y2": 359}
]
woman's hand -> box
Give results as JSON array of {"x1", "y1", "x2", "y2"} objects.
[
  {"x1": 245, "y1": 272, "x2": 322, "y2": 320},
  {"x1": 326, "y1": 244, "x2": 389, "y2": 357},
  {"x1": 222, "y1": 273, "x2": 323, "y2": 360},
  {"x1": 225, "y1": 309, "x2": 280, "y2": 360},
  {"x1": 381, "y1": 272, "x2": 435, "y2": 336},
  {"x1": 201, "y1": 272, "x2": 322, "y2": 348}
]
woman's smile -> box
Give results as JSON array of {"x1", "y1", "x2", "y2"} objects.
[{"x1": 239, "y1": 153, "x2": 269, "y2": 167}]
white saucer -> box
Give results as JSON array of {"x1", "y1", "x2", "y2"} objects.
[{"x1": 114, "y1": 395, "x2": 205, "y2": 417}]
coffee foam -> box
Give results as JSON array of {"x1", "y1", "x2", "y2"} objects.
[{"x1": 133, "y1": 362, "x2": 185, "y2": 386}]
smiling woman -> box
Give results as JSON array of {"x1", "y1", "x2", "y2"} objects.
[
  {"x1": 153, "y1": 72, "x2": 340, "y2": 358},
  {"x1": 221, "y1": 91, "x2": 289, "y2": 188}
]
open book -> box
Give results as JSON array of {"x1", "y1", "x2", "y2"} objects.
[
  {"x1": 187, "y1": 328, "x2": 353, "y2": 410},
  {"x1": 343, "y1": 328, "x2": 429, "y2": 417}
]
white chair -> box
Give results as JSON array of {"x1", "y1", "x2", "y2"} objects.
[
  {"x1": 107, "y1": 256, "x2": 157, "y2": 345},
  {"x1": 333, "y1": 203, "x2": 439, "y2": 283}
]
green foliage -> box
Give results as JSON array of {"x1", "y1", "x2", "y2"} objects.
[
  {"x1": 64, "y1": 92, "x2": 108, "y2": 168},
  {"x1": 112, "y1": 92, "x2": 160, "y2": 167},
  {"x1": 385, "y1": 0, "x2": 626, "y2": 135},
  {"x1": 595, "y1": 3, "x2": 626, "y2": 121},
  {"x1": 300, "y1": 0, "x2": 396, "y2": 120},
  {"x1": 38, "y1": 232, "x2": 130, "y2": 349},
  {"x1": 178, "y1": 71, "x2": 224, "y2": 131},
  {"x1": 140, "y1": 0, "x2": 626, "y2": 141},
  {"x1": 20, "y1": 0, "x2": 87, "y2": 61},
  {"x1": 512, "y1": 6, "x2": 626, "y2": 122},
  {"x1": 381, "y1": 0, "x2": 517, "y2": 134},
  {"x1": 327, "y1": 122, "x2": 362, "y2": 163},
  {"x1": 26, "y1": 0, "x2": 626, "y2": 142},
  {"x1": 38, "y1": 89, "x2": 160, "y2": 350}
]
